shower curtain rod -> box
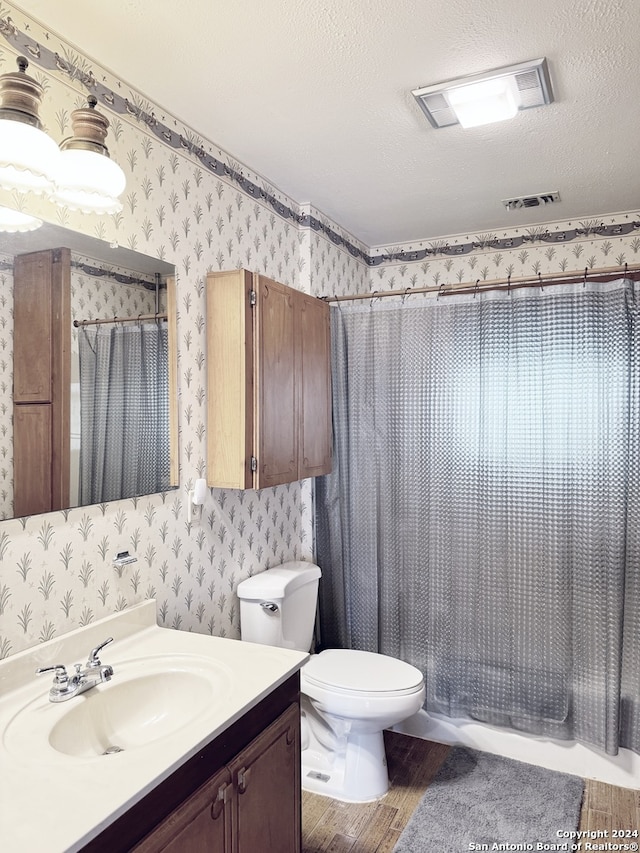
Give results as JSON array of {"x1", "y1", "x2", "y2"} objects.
[
  {"x1": 73, "y1": 312, "x2": 168, "y2": 328},
  {"x1": 323, "y1": 262, "x2": 640, "y2": 303}
]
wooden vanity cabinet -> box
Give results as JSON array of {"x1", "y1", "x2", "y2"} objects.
[
  {"x1": 229, "y1": 702, "x2": 300, "y2": 852},
  {"x1": 83, "y1": 673, "x2": 301, "y2": 853},
  {"x1": 132, "y1": 703, "x2": 300, "y2": 853},
  {"x1": 206, "y1": 269, "x2": 332, "y2": 489},
  {"x1": 131, "y1": 765, "x2": 233, "y2": 852}
]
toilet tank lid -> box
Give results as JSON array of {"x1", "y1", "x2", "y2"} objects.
[{"x1": 237, "y1": 561, "x2": 321, "y2": 600}]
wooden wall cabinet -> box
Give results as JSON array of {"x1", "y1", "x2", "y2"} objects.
[{"x1": 206, "y1": 269, "x2": 332, "y2": 489}]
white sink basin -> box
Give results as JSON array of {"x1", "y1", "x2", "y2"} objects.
[
  {"x1": 0, "y1": 601, "x2": 308, "y2": 853},
  {"x1": 49, "y1": 670, "x2": 213, "y2": 757},
  {"x1": 3, "y1": 654, "x2": 232, "y2": 761}
]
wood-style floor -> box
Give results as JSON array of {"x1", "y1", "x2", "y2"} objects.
[{"x1": 301, "y1": 731, "x2": 640, "y2": 853}]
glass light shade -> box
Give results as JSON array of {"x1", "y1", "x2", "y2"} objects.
[
  {"x1": 447, "y1": 78, "x2": 518, "y2": 128},
  {"x1": 0, "y1": 204, "x2": 42, "y2": 232},
  {"x1": 0, "y1": 118, "x2": 61, "y2": 194},
  {"x1": 52, "y1": 148, "x2": 126, "y2": 214}
]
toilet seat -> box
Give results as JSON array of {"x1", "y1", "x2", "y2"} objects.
[{"x1": 302, "y1": 649, "x2": 424, "y2": 697}]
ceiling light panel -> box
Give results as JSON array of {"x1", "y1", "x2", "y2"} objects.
[{"x1": 412, "y1": 58, "x2": 553, "y2": 129}]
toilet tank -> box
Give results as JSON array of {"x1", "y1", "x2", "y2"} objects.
[{"x1": 237, "y1": 561, "x2": 322, "y2": 652}]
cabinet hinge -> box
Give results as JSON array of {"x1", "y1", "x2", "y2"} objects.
[
  {"x1": 251, "y1": 456, "x2": 257, "y2": 473},
  {"x1": 249, "y1": 289, "x2": 256, "y2": 306}
]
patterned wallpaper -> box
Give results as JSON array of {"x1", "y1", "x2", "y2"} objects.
[
  {"x1": 0, "y1": 5, "x2": 357, "y2": 658},
  {"x1": 0, "y1": 3, "x2": 638, "y2": 660}
]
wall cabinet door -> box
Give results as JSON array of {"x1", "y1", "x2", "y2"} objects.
[
  {"x1": 296, "y1": 290, "x2": 332, "y2": 480},
  {"x1": 254, "y1": 275, "x2": 298, "y2": 488},
  {"x1": 206, "y1": 269, "x2": 332, "y2": 489}
]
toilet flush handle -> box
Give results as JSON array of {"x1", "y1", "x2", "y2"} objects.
[{"x1": 260, "y1": 601, "x2": 279, "y2": 614}]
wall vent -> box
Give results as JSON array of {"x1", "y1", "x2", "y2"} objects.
[{"x1": 502, "y1": 191, "x2": 560, "y2": 212}]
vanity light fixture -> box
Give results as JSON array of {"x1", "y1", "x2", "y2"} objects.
[
  {"x1": 412, "y1": 58, "x2": 553, "y2": 129},
  {"x1": 0, "y1": 56, "x2": 126, "y2": 215},
  {"x1": 0, "y1": 56, "x2": 61, "y2": 195},
  {"x1": 51, "y1": 96, "x2": 126, "y2": 214},
  {"x1": 0, "y1": 204, "x2": 42, "y2": 232}
]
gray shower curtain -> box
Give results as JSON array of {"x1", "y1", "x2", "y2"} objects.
[
  {"x1": 78, "y1": 322, "x2": 170, "y2": 504},
  {"x1": 315, "y1": 278, "x2": 640, "y2": 755}
]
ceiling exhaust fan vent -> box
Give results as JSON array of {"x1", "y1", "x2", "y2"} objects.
[
  {"x1": 502, "y1": 191, "x2": 560, "y2": 212},
  {"x1": 412, "y1": 58, "x2": 553, "y2": 129}
]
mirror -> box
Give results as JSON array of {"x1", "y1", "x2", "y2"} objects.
[{"x1": 0, "y1": 222, "x2": 177, "y2": 519}]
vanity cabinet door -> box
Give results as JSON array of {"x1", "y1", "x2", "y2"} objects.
[
  {"x1": 229, "y1": 702, "x2": 301, "y2": 853},
  {"x1": 131, "y1": 765, "x2": 233, "y2": 853}
]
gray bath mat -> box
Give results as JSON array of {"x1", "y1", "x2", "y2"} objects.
[{"x1": 394, "y1": 746, "x2": 584, "y2": 853}]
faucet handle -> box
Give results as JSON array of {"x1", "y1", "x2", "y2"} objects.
[
  {"x1": 35, "y1": 664, "x2": 69, "y2": 685},
  {"x1": 87, "y1": 636, "x2": 113, "y2": 667}
]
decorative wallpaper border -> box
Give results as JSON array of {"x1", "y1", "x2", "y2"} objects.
[
  {"x1": 3, "y1": 12, "x2": 637, "y2": 268},
  {"x1": 0, "y1": 13, "x2": 371, "y2": 265},
  {"x1": 369, "y1": 217, "x2": 640, "y2": 266},
  {"x1": 70, "y1": 258, "x2": 159, "y2": 291}
]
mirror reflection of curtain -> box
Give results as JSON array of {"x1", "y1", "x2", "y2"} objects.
[{"x1": 78, "y1": 323, "x2": 170, "y2": 504}]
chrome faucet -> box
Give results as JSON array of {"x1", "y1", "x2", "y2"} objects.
[{"x1": 36, "y1": 637, "x2": 114, "y2": 703}]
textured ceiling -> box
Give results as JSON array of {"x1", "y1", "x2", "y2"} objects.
[{"x1": 9, "y1": 0, "x2": 640, "y2": 247}]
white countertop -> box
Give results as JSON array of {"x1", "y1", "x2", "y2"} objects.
[{"x1": 0, "y1": 600, "x2": 308, "y2": 852}]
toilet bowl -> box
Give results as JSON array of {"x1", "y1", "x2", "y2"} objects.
[
  {"x1": 300, "y1": 648, "x2": 425, "y2": 801},
  {"x1": 237, "y1": 561, "x2": 426, "y2": 802}
]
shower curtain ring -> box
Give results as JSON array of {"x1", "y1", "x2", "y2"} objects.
[
  {"x1": 538, "y1": 272, "x2": 544, "y2": 291},
  {"x1": 473, "y1": 279, "x2": 480, "y2": 298},
  {"x1": 437, "y1": 282, "x2": 445, "y2": 301},
  {"x1": 583, "y1": 267, "x2": 588, "y2": 288}
]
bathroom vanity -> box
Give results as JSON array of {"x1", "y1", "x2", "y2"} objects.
[
  {"x1": 0, "y1": 600, "x2": 307, "y2": 852},
  {"x1": 129, "y1": 699, "x2": 299, "y2": 853}
]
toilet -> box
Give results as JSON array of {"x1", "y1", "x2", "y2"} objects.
[{"x1": 237, "y1": 561, "x2": 425, "y2": 802}]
